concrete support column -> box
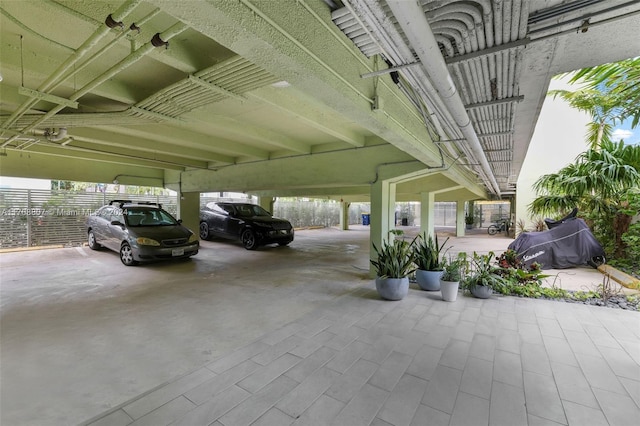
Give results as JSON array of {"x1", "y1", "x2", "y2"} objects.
[
  {"x1": 469, "y1": 200, "x2": 476, "y2": 227},
  {"x1": 456, "y1": 200, "x2": 466, "y2": 237},
  {"x1": 177, "y1": 192, "x2": 200, "y2": 237},
  {"x1": 339, "y1": 201, "x2": 351, "y2": 230},
  {"x1": 420, "y1": 191, "x2": 435, "y2": 238},
  {"x1": 370, "y1": 178, "x2": 396, "y2": 276},
  {"x1": 257, "y1": 196, "x2": 275, "y2": 214}
]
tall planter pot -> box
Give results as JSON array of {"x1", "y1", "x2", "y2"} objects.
[
  {"x1": 375, "y1": 276, "x2": 409, "y2": 301},
  {"x1": 440, "y1": 280, "x2": 459, "y2": 302},
  {"x1": 416, "y1": 269, "x2": 443, "y2": 291}
]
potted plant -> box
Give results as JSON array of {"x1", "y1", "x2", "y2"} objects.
[
  {"x1": 440, "y1": 253, "x2": 465, "y2": 301},
  {"x1": 465, "y1": 214, "x2": 474, "y2": 230},
  {"x1": 413, "y1": 233, "x2": 449, "y2": 291},
  {"x1": 370, "y1": 230, "x2": 416, "y2": 300},
  {"x1": 463, "y1": 251, "x2": 507, "y2": 298}
]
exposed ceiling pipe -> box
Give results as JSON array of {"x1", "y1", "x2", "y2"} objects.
[
  {"x1": 45, "y1": 127, "x2": 67, "y2": 142},
  {"x1": 1, "y1": 0, "x2": 142, "y2": 130},
  {"x1": 4, "y1": 22, "x2": 189, "y2": 143},
  {"x1": 371, "y1": 4, "x2": 465, "y2": 140},
  {"x1": 386, "y1": 0, "x2": 501, "y2": 196},
  {"x1": 345, "y1": 0, "x2": 491, "y2": 187},
  {"x1": 345, "y1": 0, "x2": 464, "y2": 143},
  {"x1": 55, "y1": 8, "x2": 161, "y2": 90}
]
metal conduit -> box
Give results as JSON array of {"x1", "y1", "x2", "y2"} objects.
[
  {"x1": 386, "y1": 0, "x2": 501, "y2": 195},
  {"x1": 137, "y1": 58, "x2": 277, "y2": 118},
  {"x1": 10, "y1": 22, "x2": 188, "y2": 139},
  {"x1": 347, "y1": 0, "x2": 467, "y2": 144},
  {"x1": 435, "y1": 35, "x2": 455, "y2": 56},
  {"x1": 56, "y1": 8, "x2": 161, "y2": 88},
  {"x1": 1, "y1": 0, "x2": 142, "y2": 132},
  {"x1": 347, "y1": 0, "x2": 468, "y2": 162},
  {"x1": 503, "y1": 0, "x2": 512, "y2": 42},
  {"x1": 344, "y1": 0, "x2": 487, "y2": 186},
  {"x1": 6, "y1": 111, "x2": 148, "y2": 129},
  {"x1": 342, "y1": 0, "x2": 528, "y2": 191},
  {"x1": 493, "y1": 0, "x2": 503, "y2": 45}
]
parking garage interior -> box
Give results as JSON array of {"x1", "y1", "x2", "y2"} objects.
[{"x1": 1, "y1": 1, "x2": 640, "y2": 425}]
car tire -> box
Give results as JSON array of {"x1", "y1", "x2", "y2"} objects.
[
  {"x1": 587, "y1": 255, "x2": 605, "y2": 269},
  {"x1": 241, "y1": 229, "x2": 257, "y2": 250},
  {"x1": 88, "y1": 230, "x2": 101, "y2": 250},
  {"x1": 120, "y1": 242, "x2": 138, "y2": 266},
  {"x1": 199, "y1": 221, "x2": 210, "y2": 240}
]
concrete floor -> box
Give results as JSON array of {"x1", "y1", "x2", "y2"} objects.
[{"x1": 0, "y1": 226, "x2": 638, "y2": 425}]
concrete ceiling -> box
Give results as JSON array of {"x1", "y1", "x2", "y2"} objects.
[{"x1": 1, "y1": 0, "x2": 639, "y2": 202}]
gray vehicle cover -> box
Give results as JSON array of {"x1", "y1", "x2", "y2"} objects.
[{"x1": 508, "y1": 218, "x2": 605, "y2": 269}]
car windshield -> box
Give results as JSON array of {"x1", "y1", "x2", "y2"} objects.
[
  {"x1": 235, "y1": 204, "x2": 270, "y2": 218},
  {"x1": 125, "y1": 208, "x2": 178, "y2": 227}
]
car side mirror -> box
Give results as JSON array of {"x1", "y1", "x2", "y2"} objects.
[{"x1": 177, "y1": 219, "x2": 183, "y2": 224}]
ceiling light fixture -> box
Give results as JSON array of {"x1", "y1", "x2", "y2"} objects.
[
  {"x1": 151, "y1": 33, "x2": 169, "y2": 49},
  {"x1": 271, "y1": 81, "x2": 290, "y2": 88},
  {"x1": 105, "y1": 14, "x2": 124, "y2": 30},
  {"x1": 578, "y1": 19, "x2": 590, "y2": 33}
]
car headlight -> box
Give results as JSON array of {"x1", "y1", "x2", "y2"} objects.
[
  {"x1": 188, "y1": 233, "x2": 198, "y2": 243},
  {"x1": 136, "y1": 237, "x2": 160, "y2": 246}
]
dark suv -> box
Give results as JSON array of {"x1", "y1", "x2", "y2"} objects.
[
  {"x1": 86, "y1": 200, "x2": 199, "y2": 265},
  {"x1": 199, "y1": 202, "x2": 294, "y2": 250}
]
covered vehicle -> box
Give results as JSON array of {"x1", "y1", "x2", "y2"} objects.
[
  {"x1": 200, "y1": 202, "x2": 294, "y2": 250},
  {"x1": 86, "y1": 200, "x2": 199, "y2": 266},
  {"x1": 508, "y1": 218, "x2": 605, "y2": 269},
  {"x1": 544, "y1": 207, "x2": 578, "y2": 229}
]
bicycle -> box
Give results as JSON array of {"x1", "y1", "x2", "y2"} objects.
[{"x1": 487, "y1": 218, "x2": 510, "y2": 235}]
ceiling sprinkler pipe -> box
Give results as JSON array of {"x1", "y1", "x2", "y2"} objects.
[
  {"x1": 12, "y1": 22, "x2": 189, "y2": 137},
  {"x1": 386, "y1": 0, "x2": 501, "y2": 196},
  {"x1": 46, "y1": 127, "x2": 67, "y2": 142},
  {"x1": 1, "y1": 0, "x2": 142, "y2": 133}
]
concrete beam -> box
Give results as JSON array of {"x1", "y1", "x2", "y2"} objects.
[
  {"x1": 180, "y1": 143, "x2": 424, "y2": 193},
  {"x1": 0, "y1": 150, "x2": 165, "y2": 185},
  {"x1": 153, "y1": 0, "x2": 446, "y2": 168}
]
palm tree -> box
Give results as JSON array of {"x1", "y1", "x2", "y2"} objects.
[
  {"x1": 534, "y1": 58, "x2": 640, "y2": 260},
  {"x1": 530, "y1": 140, "x2": 640, "y2": 257},
  {"x1": 568, "y1": 57, "x2": 640, "y2": 128},
  {"x1": 548, "y1": 88, "x2": 627, "y2": 149}
]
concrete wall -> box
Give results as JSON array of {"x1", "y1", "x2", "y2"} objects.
[{"x1": 516, "y1": 75, "x2": 590, "y2": 229}]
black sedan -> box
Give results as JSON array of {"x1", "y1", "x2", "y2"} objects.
[
  {"x1": 86, "y1": 200, "x2": 199, "y2": 266},
  {"x1": 199, "y1": 202, "x2": 294, "y2": 250}
]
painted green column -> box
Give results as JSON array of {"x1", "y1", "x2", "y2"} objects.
[
  {"x1": 177, "y1": 192, "x2": 200, "y2": 238},
  {"x1": 420, "y1": 191, "x2": 435, "y2": 238},
  {"x1": 370, "y1": 178, "x2": 396, "y2": 276},
  {"x1": 257, "y1": 196, "x2": 275, "y2": 214},
  {"x1": 339, "y1": 201, "x2": 351, "y2": 230},
  {"x1": 456, "y1": 200, "x2": 466, "y2": 237}
]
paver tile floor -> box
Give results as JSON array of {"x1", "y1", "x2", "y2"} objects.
[
  {"x1": 2, "y1": 226, "x2": 638, "y2": 426},
  {"x1": 85, "y1": 285, "x2": 640, "y2": 426}
]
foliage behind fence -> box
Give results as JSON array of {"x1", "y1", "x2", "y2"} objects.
[
  {"x1": 0, "y1": 189, "x2": 177, "y2": 249},
  {"x1": 1, "y1": 189, "x2": 482, "y2": 249}
]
